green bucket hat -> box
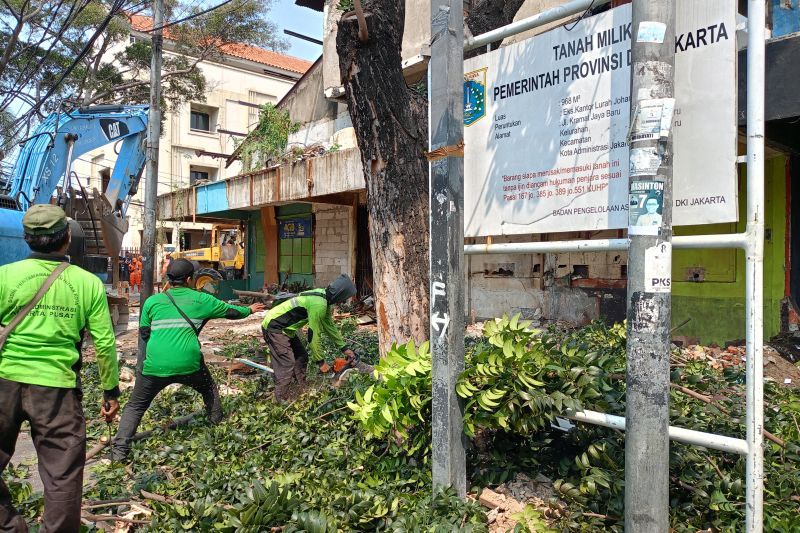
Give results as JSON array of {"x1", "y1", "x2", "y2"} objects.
[{"x1": 22, "y1": 204, "x2": 68, "y2": 235}]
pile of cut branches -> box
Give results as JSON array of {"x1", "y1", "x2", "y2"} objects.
[{"x1": 4, "y1": 317, "x2": 799, "y2": 531}]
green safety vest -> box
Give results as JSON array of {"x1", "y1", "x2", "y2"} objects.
[{"x1": 0, "y1": 257, "x2": 119, "y2": 394}]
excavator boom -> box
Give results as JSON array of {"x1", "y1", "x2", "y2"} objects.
[{"x1": 1, "y1": 105, "x2": 148, "y2": 265}]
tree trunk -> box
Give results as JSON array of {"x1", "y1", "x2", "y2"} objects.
[
  {"x1": 337, "y1": 0, "x2": 430, "y2": 352},
  {"x1": 337, "y1": 0, "x2": 524, "y2": 354}
]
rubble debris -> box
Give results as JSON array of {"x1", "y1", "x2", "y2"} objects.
[
  {"x1": 478, "y1": 473, "x2": 561, "y2": 532},
  {"x1": 495, "y1": 472, "x2": 555, "y2": 503}
]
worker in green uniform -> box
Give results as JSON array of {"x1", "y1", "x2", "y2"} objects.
[
  {"x1": 110, "y1": 259, "x2": 264, "y2": 461},
  {"x1": 261, "y1": 274, "x2": 357, "y2": 403},
  {"x1": 0, "y1": 204, "x2": 120, "y2": 532}
]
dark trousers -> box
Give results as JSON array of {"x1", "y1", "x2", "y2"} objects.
[
  {"x1": 261, "y1": 328, "x2": 309, "y2": 402},
  {"x1": 111, "y1": 365, "x2": 222, "y2": 460},
  {"x1": 0, "y1": 377, "x2": 85, "y2": 533}
]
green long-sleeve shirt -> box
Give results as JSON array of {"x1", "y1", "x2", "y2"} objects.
[
  {"x1": 140, "y1": 287, "x2": 251, "y2": 377},
  {"x1": 0, "y1": 255, "x2": 119, "y2": 398},
  {"x1": 261, "y1": 288, "x2": 346, "y2": 362}
]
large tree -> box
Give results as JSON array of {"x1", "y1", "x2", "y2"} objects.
[
  {"x1": 336, "y1": 0, "x2": 526, "y2": 352},
  {"x1": 0, "y1": 0, "x2": 285, "y2": 162}
]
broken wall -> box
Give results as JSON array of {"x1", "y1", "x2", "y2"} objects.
[{"x1": 466, "y1": 231, "x2": 627, "y2": 326}]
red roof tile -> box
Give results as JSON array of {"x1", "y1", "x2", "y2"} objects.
[{"x1": 129, "y1": 14, "x2": 313, "y2": 74}]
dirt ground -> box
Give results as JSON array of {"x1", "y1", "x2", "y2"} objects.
[{"x1": 680, "y1": 343, "x2": 800, "y2": 388}]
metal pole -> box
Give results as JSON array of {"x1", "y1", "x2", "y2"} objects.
[
  {"x1": 463, "y1": 0, "x2": 610, "y2": 51},
  {"x1": 745, "y1": 0, "x2": 765, "y2": 530},
  {"x1": 625, "y1": 2, "x2": 676, "y2": 531},
  {"x1": 462, "y1": 233, "x2": 748, "y2": 256},
  {"x1": 429, "y1": 0, "x2": 466, "y2": 497},
  {"x1": 564, "y1": 409, "x2": 749, "y2": 456},
  {"x1": 137, "y1": 0, "x2": 163, "y2": 366},
  {"x1": 140, "y1": 0, "x2": 163, "y2": 304}
]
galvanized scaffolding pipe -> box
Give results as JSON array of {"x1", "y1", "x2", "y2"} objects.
[
  {"x1": 464, "y1": 0, "x2": 611, "y2": 51},
  {"x1": 745, "y1": 1, "x2": 766, "y2": 530},
  {"x1": 463, "y1": 233, "x2": 749, "y2": 256},
  {"x1": 565, "y1": 409, "x2": 749, "y2": 456}
]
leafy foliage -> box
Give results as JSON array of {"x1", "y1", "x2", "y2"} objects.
[
  {"x1": 0, "y1": 462, "x2": 41, "y2": 520},
  {"x1": 3, "y1": 333, "x2": 483, "y2": 530},
  {"x1": 458, "y1": 316, "x2": 621, "y2": 435},
  {"x1": 235, "y1": 103, "x2": 300, "y2": 171},
  {"x1": 5, "y1": 317, "x2": 798, "y2": 531},
  {"x1": 348, "y1": 340, "x2": 432, "y2": 458},
  {"x1": 347, "y1": 317, "x2": 799, "y2": 531}
]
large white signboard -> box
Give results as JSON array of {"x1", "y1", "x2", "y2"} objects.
[{"x1": 463, "y1": 0, "x2": 737, "y2": 237}]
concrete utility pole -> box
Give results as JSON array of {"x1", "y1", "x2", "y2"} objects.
[
  {"x1": 624, "y1": 1, "x2": 676, "y2": 531},
  {"x1": 428, "y1": 0, "x2": 466, "y2": 496},
  {"x1": 140, "y1": 0, "x2": 163, "y2": 305}
]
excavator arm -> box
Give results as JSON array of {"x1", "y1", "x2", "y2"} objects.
[{"x1": 2, "y1": 105, "x2": 149, "y2": 263}]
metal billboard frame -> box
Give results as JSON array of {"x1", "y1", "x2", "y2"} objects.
[{"x1": 459, "y1": 0, "x2": 766, "y2": 530}]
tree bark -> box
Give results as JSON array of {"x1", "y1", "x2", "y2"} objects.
[
  {"x1": 337, "y1": 0, "x2": 524, "y2": 354},
  {"x1": 337, "y1": 0, "x2": 430, "y2": 353}
]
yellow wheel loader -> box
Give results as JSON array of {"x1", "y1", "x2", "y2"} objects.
[{"x1": 171, "y1": 224, "x2": 245, "y2": 295}]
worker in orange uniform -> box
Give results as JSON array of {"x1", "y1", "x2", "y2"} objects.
[{"x1": 129, "y1": 255, "x2": 142, "y2": 293}]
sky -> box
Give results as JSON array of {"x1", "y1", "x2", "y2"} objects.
[{"x1": 269, "y1": 0, "x2": 324, "y2": 61}]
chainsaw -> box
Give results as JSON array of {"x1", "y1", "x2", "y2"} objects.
[{"x1": 320, "y1": 351, "x2": 374, "y2": 386}]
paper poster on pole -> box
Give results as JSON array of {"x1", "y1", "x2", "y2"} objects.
[
  {"x1": 463, "y1": 0, "x2": 737, "y2": 237},
  {"x1": 629, "y1": 180, "x2": 664, "y2": 235}
]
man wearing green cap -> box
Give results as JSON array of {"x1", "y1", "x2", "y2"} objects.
[{"x1": 0, "y1": 204, "x2": 120, "y2": 532}]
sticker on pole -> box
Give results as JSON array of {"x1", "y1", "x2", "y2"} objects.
[
  {"x1": 636, "y1": 21, "x2": 668, "y2": 43},
  {"x1": 629, "y1": 180, "x2": 663, "y2": 235},
  {"x1": 629, "y1": 148, "x2": 662, "y2": 177},
  {"x1": 644, "y1": 242, "x2": 672, "y2": 293},
  {"x1": 631, "y1": 98, "x2": 676, "y2": 142}
]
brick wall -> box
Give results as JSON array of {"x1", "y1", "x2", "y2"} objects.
[{"x1": 314, "y1": 204, "x2": 353, "y2": 286}]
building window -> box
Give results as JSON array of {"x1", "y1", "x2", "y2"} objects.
[
  {"x1": 190, "y1": 110, "x2": 211, "y2": 132},
  {"x1": 189, "y1": 170, "x2": 208, "y2": 184},
  {"x1": 189, "y1": 165, "x2": 216, "y2": 185},
  {"x1": 278, "y1": 217, "x2": 313, "y2": 276}
]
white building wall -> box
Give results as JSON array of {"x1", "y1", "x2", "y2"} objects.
[{"x1": 73, "y1": 48, "x2": 302, "y2": 249}]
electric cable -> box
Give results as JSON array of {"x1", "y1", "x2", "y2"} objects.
[
  {"x1": 563, "y1": 0, "x2": 597, "y2": 32},
  {"x1": 12, "y1": 0, "x2": 128, "y2": 126},
  {"x1": 144, "y1": 0, "x2": 235, "y2": 33}
]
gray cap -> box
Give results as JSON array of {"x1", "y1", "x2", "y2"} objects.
[
  {"x1": 166, "y1": 258, "x2": 195, "y2": 281},
  {"x1": 326, "y1": 274, "x2": 357, "y2": 304}
]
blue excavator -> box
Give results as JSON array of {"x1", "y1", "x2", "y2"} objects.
[{"x1": 0, "y1": 104, "x2": 149, "y2": 330}]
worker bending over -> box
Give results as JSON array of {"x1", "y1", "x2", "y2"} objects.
[
  {"x1": 261, "y1": 274, "x2": 357, "y2": 403},
  {"x1": 111, "y1": 259, "x2": 264, "y2": 461},
  {"x1": 0, "y1": 205, "x2": 120, "y2": 532}
]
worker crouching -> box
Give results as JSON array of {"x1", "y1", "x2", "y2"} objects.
[
  {"x1": 0, "y1": 204, "x2": 120, "y2": 532},
  {"x1": 261, "y1": 274, "x2": 357, "y2": 403},
  {"x1": 110, "y1": 259, "x2": 264, "y2": 461}
]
